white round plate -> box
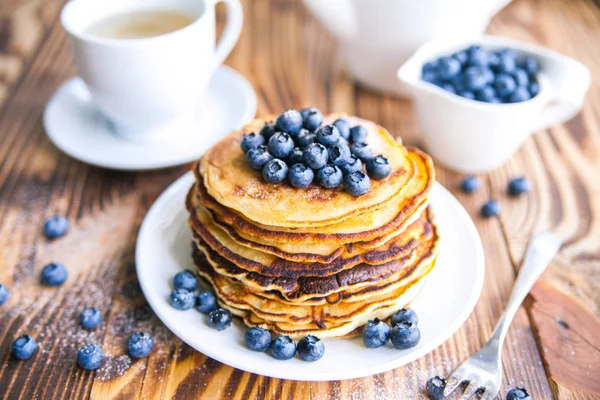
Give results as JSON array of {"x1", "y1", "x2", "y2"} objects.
[
  {"x1": 43, "y1": 66, "x2": 257, "y2": 170},
  {"x1": 136, "y1": 172, "x2": 485, "y2": 381}
]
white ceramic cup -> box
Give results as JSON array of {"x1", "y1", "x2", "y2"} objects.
[
  {"x1": 397, "y1": 36, "x2": 591, "y2": 173},
  {"x1": 61, "y1": 0, "x2": 243, "y2": 141}
]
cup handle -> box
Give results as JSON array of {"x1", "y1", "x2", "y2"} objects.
[
  {"x1": 534, "y1": 57, "x2": 591, "y2": 132},
  {"x1": 211, "y1": 0, "x2": 243, "y2": 68}
]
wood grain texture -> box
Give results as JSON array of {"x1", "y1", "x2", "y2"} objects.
[{"x1": 0, "y1": 0, "x2": 598, "y2": 399}]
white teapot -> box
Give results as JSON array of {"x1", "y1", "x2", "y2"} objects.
[{"x1": 302, "y1": 0, "x2": 512, "y2": 96}]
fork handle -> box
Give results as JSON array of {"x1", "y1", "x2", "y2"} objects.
[{"x1": 487, "y1": 232, "x2": 561, "y2": 350}]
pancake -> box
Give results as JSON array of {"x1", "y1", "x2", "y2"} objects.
[{"x1": 199, "y1": 114, "x2": 416, "y2": 228}]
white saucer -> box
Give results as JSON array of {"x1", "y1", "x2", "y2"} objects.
[
  {"x1": 136, "y1": 173, "x2": 485, "y2": 381},
  {"x1": 43, "y1": 66, "x2": 257, "y2": 170}
]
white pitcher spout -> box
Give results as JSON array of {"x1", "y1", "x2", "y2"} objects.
[{"x1": 302, "y1": 0, "x2": 356, "y2": 40}]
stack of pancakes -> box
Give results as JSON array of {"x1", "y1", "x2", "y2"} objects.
[{"x1": 186, "y1": 114, "x2": 440, "y2": 339}]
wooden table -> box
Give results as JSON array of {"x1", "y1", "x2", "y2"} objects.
[{"x1": 0, "y1": 0, "x2": 599, "y2": 398}]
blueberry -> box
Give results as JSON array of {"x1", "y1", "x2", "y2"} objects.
[
  {"x1": 268, "y1": 132, "x2": 295, "y2": 158},
  {"x1": 328, "y1": 143, "x2": 351, "y2": 166},
  {"x1": 390, "y1": 308, "x2": 418, "y2": 327},
  {"x1": 12, "y1": 335, "x2": 38, "y2": 360},
  {"x1": 241, "y1": 133, "x2": 265, "y2": 153},
  {"x1": 496, "y1": 52, "x2": 517, "y2": 73},
  {"x1": 422, "y1": 60, "x2": 439, "y2": 74},
  {"x1": 466, "y1": 45, "x2": 481, "y2": 55},
  {"x1": 128, "y1": 332, "x2": 154, "y2": 358},
  {"x1": 350, "y1": 142, "x2": 373, "y2": 161},
  {"x1": 362, "y1": 318, "x2": 391, "y2": 348},
  {"x1": 195, "y1": 290, "x2": 217, "y2": 313},
  {"x1": 366, "y1": 155, "x2": 391, "y2": 180},
  {"x1": 508, "y1": 177, "x2": 530, "y2": 196},
  {"x1": 350, "y1": 125, "x2": 368, "y2": 143},
  {"x1": 506, "y1": 387, "x2": 530, "y2": 400},
  {"x1": 494, "y1": 73, "x2": 517, "y2": 98},
  {"x1": 316, "y1": 164, "x2": 343, "y2": 189},
  {"x1": 301, "y1": 107, "x2": 323, "y2": 130},
  {"x1": 426, "y1": 376, "x2": 446, "y2": 400},
  {"x1": 451, "y1": 74, "x2": 467, "y2": 92},
  {"x1": 481, "y1": 200, "x2": 501, "y2": 218},
  {"x1": 269, "y1": 335, "x2": 296, "y2": 360},
  {"x1": 333, "y1": 118, "x2": 351, "y2": 140},
  {"x1": 260, "y1": 121, "x2": 277, "y2": 141},
  {"x1": 512, "y1": 68, "x2": 529, "y2": 87},
  {"x1": 488, "y1": 52, "x2": 501, "y2": 69},
  {"x1": 173, "y1": 269, "x2": 198, "y2": 292},
  {"x1": 339, "y1": 155, "x2": 363, "y2": 176},
  {"x1": 390, "y1": 321, "x2": 420, "y2": 349},
  {"x1": 295, "y1": 129, "x2": 317, "y2": 147},
  {"x1": 286, "y1": 147, "x2": 304, "y2": 165},
  {"x1": 80, "y1": 307, "x2": 102, "y2": 330},
  {"x1": 437, "y1": 57, "x2": 461, "y2": 80},
  {"x1": 422, "y1": 71, "x2": 440, "y2": 85},
  {"x1": 262, "y1": 159, "x2": 289, "y2": 184},
  {"x1": 77, "y1": 344, "x2": 104, "y2": 370},
  {"x1": 463, "y1": 66, "x2": 490, "y2": 91},
  {"x1": 344, "y1": 171, "x2": 371, "y2": 197},
  {"x1": 169, "y1": 288, "x2": 195, "y2": 310},
  {"x1": 519, "y1": 55, "x2": 539, "y2": 75},
  {"x1": 44, "y1": 216, "x2": 69, "y2": 239},
  {"x1": 208, "y1": 308, "x2": 232, "y2": 330},
  {"x1": 41, "y1": 262, "x2": 67, "y2": 286},
  {"x1": 288, "y1": 164, "x2": 314, "y2": 188},
  {"x1": 275, "y1": 109, "x2": 303, "y2": 135},
  {"x1": 0, "y1": 284, "x2": 9, "y2": 305},
  {"x1": 296, "y1": 335, "x2": 325, "y2": 362},
  {"x1": 509, "y1": 87, "x2": 531, "y2": 103},
  {"x1": 244, "y1": 327, "x2": 272, "y2": 352},
  {"x1": 437, "y1": 82, "x2": 456, "y2": 94},
  {"x1": 316, "y1": 125, "x2": 341, "y2": 147},
  {"x1": 458, "y1": 90, "x2": 475, "y2": 100},
  {"x1": 246, "y1": 145, "x2": 273, "y2": 171},
  {"x1": 303, "y1": 143, "x2": 329, "y2": 169},
  {"x1": 453, "y1": 51, "x2": 468, "y2": 65},
  {"x1": 468, "y1": 48, "x2": 489, "y2": 67},
  {"x1": 476, "y1": 85, "x2": 497, "y2": 103},
  {"x1": 529, "y1": 81, "x2": 540, "y2": 97},
  {"x1": 461, "y1": 176, "x2": 480, "y2": 193}
]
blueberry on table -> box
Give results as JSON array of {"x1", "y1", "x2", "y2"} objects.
[
  {"x1": 262, "y1": 159, "x2": 289, "y2": 184},
  {"x1": 366, "y1": 155, "x2": 391, "y2": 180},
  {"x1": 275, "y1": 109, "x2": 303, "y2": 135},
  {"x1": 481, "y1": 200, "x2": 501, "y2": 218},
  {"x1": 77, "y1": 344, "x2": 104, "y2": 370},
  {"x1": 520, "y1": 55, "x2": 539, "y2": 75},
  {"x1": 268, "y1": 132, "x2": 295, "y2": 159},
  {"x1": 208, "y1": 308, "x2": 232, "y2": 331},
  {"x1": 349, "y1": 125, "x2": 368, "y2": 144},
  {"x1": 44, "y1": 216, "x2": 69, "y2": 239},
  {"x1": 390, "y1": 308, "x2": 418, "y2": 327},
  {"x1": 426, "y1": 376, "x2": 446, "y2": 400},
  {"x1": 173, "y1": 269, "x2": 198, "y2": 292},
  {"x1": 195, "y1": 290, "x2": 217, "y2": 313},
  {"x1": 316, "y1": 125, "x2": 341, "y2": 147},
  {"x1": 494, "y1": 73, "x2": 517, "y2": 98},
  {"x1": 80, "y1": 307, "x2": 102, "y2": 329},
  {"x1": 295, "y1": 129, "x2": 317, "y2": 147},
  {"x1": 169, "y1": 288, "x2": 195, "y2": 310},
  {"x1": 300, "y1": 107, "x2": 323, "y2": 131},
  {"x1": 244, "y1": 327, "x2": 272, "y2": 352},
  {"x1": 286, "y1": 147, "x2": 304, "y2": 165},
  {"x1": 333, "y1": 118, "x2": 351, "y2": 140},
  {"x1": 506, "y1": 387, "x2": 530, "y2": 400},
  {"x1": 461, "y1": 176, "x2": 480, "y2": 193},
  {"x1": 344, "y1": 171, "x2": 371, "y2": 197},
  {"x1": 12, "y1": 335, "x2": 38, "y2": 360},
  {"x1": 128, "y1": 332, "x2": 154, "y2": 358},
  {"x1": 269, "y1": 335, "x2": 296, "y2": 360},
  {"x1": 0, "y1": 284, "x2": 9, "y2": 305},
  {"x1": 350, "y1": 142, "x2": 374, "y2": 161},
  {"x1": 288, "y1": 164, "x2": 314, "y2": 188},
  {"x1": 316, "y1": 164, "x2": 343, "y2": 189},
  {"x1": 259, "y1": 121, "x2": 277, "y2": 141},
  {"x1": 328, "y1": 143, "x2": 351, "y2": 166},
  {"x1": 437, "y1": 57, "x2": 461, "y2": 80},
  {"x1": 512, "y1": 68, "x2": 529, "y2": 87},
  {"x1": 240, "y1": 132, "x2": 265, "y2": 153},
  {"x1": 361, "y1": 318, "x2": 391, "y2": 348},
  {"x1": 41, "y1": 262, "x2": 68, "y2": 286},
  {"x1": 508, "y1": 177, "x2": 530, "y2": 196},
  {"x1": 508, "y1": 87, "x2": 531, "y2": 103},
  {"x1": 303, "y1": 143, "x2": 329, "y2": 169},
  {"x1": 296, "y1": 335, "x2": 325, "y2": 362},
  {"x1": 476, "y1": 85, "x2": 498, "y2": 103},
  {"x1": 390, "y1": 321, "x2": 421, "y2": 349},
  {"x1": 246, "y1": 145, "x2": 273, "y2": 171},
  {"x1": 339, "y1": 156, "x2": 362, "y2": 176}
]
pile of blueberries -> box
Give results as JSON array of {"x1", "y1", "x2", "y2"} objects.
[
  {"x1": 421, "y1": 45, "x2": 540, "y2": 104},
  {"x1": 6, "y1": 216, "x2": 155, "y2": 370},
  {"x1": 241, "y1": 107, "x2": 392, "y2": 197}
]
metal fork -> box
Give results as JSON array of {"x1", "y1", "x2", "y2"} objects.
[{"x1": 443, "y1": 232, "x2": 561, "y2": 399}]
